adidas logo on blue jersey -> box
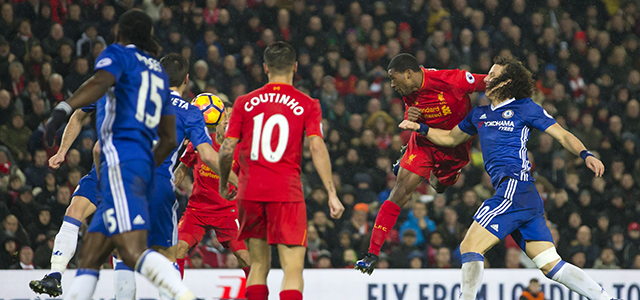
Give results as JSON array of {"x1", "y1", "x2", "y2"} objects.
[
  {"x1": 480, "y1": 114, "x2": 487, "y2": 119},
  {"x1": 490, "y1": 224, "x2": 499, "y2": 232},
  {"x1": 133, "y1": 215, "x2": 145, "y2": 225}
]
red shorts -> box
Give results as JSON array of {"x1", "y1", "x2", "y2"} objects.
[
  {"x1": 238, "y1": 199, "x2": 307, "y2": 247},
  {"x1": 399, "y1": 132, "x2": 470, "y2": 186},
  {"x1": 177, "y1": 208, "x2": 247, "y2": 253}
]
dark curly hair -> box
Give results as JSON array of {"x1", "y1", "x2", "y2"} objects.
[{"x1": 488, "y1": 56, "x2": 535, "y2": 101}]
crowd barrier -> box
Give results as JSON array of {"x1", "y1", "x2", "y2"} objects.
[{"x1": 0, "y1": 269, "x2": 638, "y2": 300}]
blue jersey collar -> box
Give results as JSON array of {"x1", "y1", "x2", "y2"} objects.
[
  {"x1": 491, "y1": 98, "x2": 516, "y2": 111},
  {"x1": 170, "y1": 90, "x2": 182, "y2": 98}
]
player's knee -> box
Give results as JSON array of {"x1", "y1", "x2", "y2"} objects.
[
  {"x1": 235, "y1": 250, "x2": 251, "y2": 267},
  {"x1": 176, "y1": 241, "x2": 190, "y2": 258},
  {"x1": 531, "y1": 247, "x2": 562, "y2": 275},
  {"x1": 65, "y1": 200, "x2": 85, "y2": 220}
]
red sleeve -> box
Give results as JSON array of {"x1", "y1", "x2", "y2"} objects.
[
  {"x1": 225, "y1": 96, "x2": 245, "y2": 139},
  {"x1": 305, "y1": 100, "x2": 324, "y2": 138},
  {"x1": 180, "y1": 142, "x2": 197, "y2": 168},
  {"x1": 403, "y1": 103, "x2": 409, "y2": 120},
  {"x1": 450, "y1": 70, "x2": 487, "y2": 94}
]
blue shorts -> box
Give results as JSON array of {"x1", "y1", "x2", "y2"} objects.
[
  {"x1": 72, "y1": 167, "x2": 99, "y2": 206},
  {"x1": 88, "y1": 159, "x2": 154, "y2": 237},
  {"x1": 147, "y1": 174, "x2": 178, "y2": 248},
  {"x1": 473, "y1": 178, "x2": 553, "y2": 251}
]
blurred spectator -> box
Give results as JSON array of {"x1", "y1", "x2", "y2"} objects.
[
  {"x1": 9, "y1": 246, "x2": 33, "y2": 269},
  {"x1": 389, "y1": 229, "x2": 418, "y2": 268},
  {"x1": 1, "y1": 214, "x2": 30, "y2": 247},
  {"x1": 593, "y1": 247, "x2": 621, "y2": 269},
  {"x1": 33, "y1": 230, "x2": 55, "y2": 269},
  {"x1": 0, "y1": 112, "x2": 32, "y2": 163},
  {"x1": 407, "y1": 250, "x2": 423, "y2": 269},
  {"x1": 436, "y1": 207, "x2": 465, "y2": 250},
  {"x1": 399, "y1": 201, "x2": 435, "y2": 247},
  {"x1": 25, "y1": 206, "x2": 54, "y2": 247},
  {"x1": 569, "y1": 225, "x2": 601, "y2": 267},
  {"x1": 24, "y1": 149, "x2": 48, "y2": 188},
  {"x1": 520, "y1": 278, "x2": 544, "y2": 300}
]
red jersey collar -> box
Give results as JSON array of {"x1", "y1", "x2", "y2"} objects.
[{"x1": 419, "y1": 67, "x2": 428, "y2": 90}]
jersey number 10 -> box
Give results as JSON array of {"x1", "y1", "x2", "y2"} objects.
[
  {"x1": 136, "y1": 70, "x2": 164, "y2": 129},
  {"x1": 251, "y1": 113, "x2": 289, "y2": 163}
]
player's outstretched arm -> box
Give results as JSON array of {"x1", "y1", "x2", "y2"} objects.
[
  {"x1": 544, "y1": 123, "x2": 604, "y2": 177},
  {"x1": 45, "y1": 70, "x2": 115, "y2": 146},
  {"x1": 49, "y1": 109, "x2": 91, "y2": 169},
  {"x1": 195, "y1": 143, "x2": 240, "y2": 188},
  {"x1": 173, "y1": 162, "x2": 190, "y2": 187},
  {"x1": 309, "y1": 136, "x2": 344, "y2": 219},
  {"x1": 218, "y1": 137, "x2": 238, "y2": 200},
  {"x1": 155, "y1": 115, "x2": 178, "y2": 167},
  {"x1": 399, "y1": 120, "x2": 473, "y2": 147}
]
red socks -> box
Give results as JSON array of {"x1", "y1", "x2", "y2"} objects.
[
  {"x1": 369, "y1": 200, "x2": 401, "y2": 256},
  {"x1": 177, "y1": 258, "x2": 185, "y2": 279},
  {"x1": 246, "y1": 285, "x2": 269, "y2": 300},
  {"x1": 242, "y1": 266, "x2": 251, "y2": 278},
  {"x1": 280, "y1": 290, "x2": 302, "y2": 300}
]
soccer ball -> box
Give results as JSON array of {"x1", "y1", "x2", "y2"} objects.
[{"x1": 192, "y1": 93, "x2": 225, "y2": 128}]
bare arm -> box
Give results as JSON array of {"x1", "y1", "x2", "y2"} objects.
[
  {"x1": 399, "y1": 120, "x2": 474, "y2": 147},
  {"x1": 195, "y1": 143, "x2": 239, "y2": 187},
  {"x1": 309, "y1": 136, "x2": 344, "y2": 219},
  {"x1": 173, "y1": 162, "x2": 190, "y2": 187},
  {"x1": 544, "y1": 123, "x2": 604, "y2": 177},
  {"x1": 65, "y1": 70, "x2": 115, "y2": 110},
  {"x1": 49, "y1": 109, "x2": 91, "y2": 169},
  {"x1": 218, "y1": 137, "x2": 239, "y2": 200},
  {"x1": 93, "y1": 141, "x2": 101, "y2": 176},
  {"x1": 154, "y1": 115, "x2": 177, "y2": 167}
]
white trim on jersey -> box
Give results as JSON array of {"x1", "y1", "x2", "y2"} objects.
[
  {"x1": 101, "y1": 90, "x2": 132, "y2": 233},
  {"x1": 519, "y1": 126, "x2": 530, "y2": 181},
  {"x1": 490, "y1": 98, "x2": 516, "y2": 111},
  {"x1": 171, "y1": 200, "x2": 179, "y2": 245},
  {"x1": 479, "y1": 179, "x2": 517, "y2": 227}
]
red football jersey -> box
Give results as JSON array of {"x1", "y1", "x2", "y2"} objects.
[
  {"x1": 226, "y1": 83, "x2": 323, "y2": 202},
  {"x1": 404, "y1": 68, "x2": 487, "y2": 146},
  {"x1": 180, "y1": 132, "x2": 238, "y2": 215}
]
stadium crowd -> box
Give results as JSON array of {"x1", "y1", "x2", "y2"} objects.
[{"x1": 0, "y1": 0, "x2": 639, "y2": 271}]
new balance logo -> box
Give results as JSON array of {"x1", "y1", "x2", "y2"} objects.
[
  {"x1": 133, "y1": 215, "x2": 145, "y2": 225},
  {"x1": 53, "y1": 251, "x2": 62, "y2": 256},
  {"x1": 480, "y1": 114, "x2": 487, "y2": 119},
  {"x1": 490, "y1": 224, "x2": 499, "y2": 231}
]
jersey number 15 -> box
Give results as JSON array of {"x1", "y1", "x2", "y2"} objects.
[
  {"x1": 136, "y1": 70, "x2": 164, "y2": 129},
  {"x1": 251, "y1": 113, "x2": 289, "y2": 163}
]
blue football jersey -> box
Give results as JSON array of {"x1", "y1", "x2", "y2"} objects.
[
  {"x1": 458, "y1": 98, "x2": 557, "y2": 188},
  {"x1": 156, "y1": 90, "x2": 212, "y2": 180},
  {"x1": 93, "y1": 44, "x2": 174, "y2": 164}
]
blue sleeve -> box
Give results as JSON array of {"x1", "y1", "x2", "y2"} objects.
[
  {"x1": 186, "y1": 105, "x2": 212, "y2": 147},
  {"x1": 522, "y1": 100, "x2": 557, "y2": 131},
  {"x1": 81, "y1": 102, "x2": 96, "y2": 113},
  {"x1": 458, "y1": 108, "x2": 478, "y2": 136},
  {"x1": 94, "y1": 45, "x2": 124, "y2": 81}
]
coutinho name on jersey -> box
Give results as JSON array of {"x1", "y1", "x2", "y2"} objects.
[{"x1": 244, "y1": 93, "x2": 305, "y2": 115}]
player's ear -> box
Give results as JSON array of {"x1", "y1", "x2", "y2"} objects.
[
  {"x1": 183, "y1": 74, "x2": 189, "y2": 87},
  {"x1": 405, "y1": 69, "x2": 412, "y2": 80},
  {"x1": 263, "y1": 63, "x2": 269, "y2": 74},
  {"x1": 293, "y1": 61, "x2": 298, "y2": 73}
]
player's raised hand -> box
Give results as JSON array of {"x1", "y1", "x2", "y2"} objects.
[
  {"x1": 328, "y1": 195, "x2": 344, "y2": 219},
  {"x1": 399, "y1": 120, "x2": 420, "y2": 131},
  {"x1": 407, "y1": 106, "x2": 421, "y2": 121},
  {"x1": 48, "y1": 152, "x2": 65, "y2": 169},
  {"x1": 585, "y1": 156, "x2": 605, "y2": 177}
]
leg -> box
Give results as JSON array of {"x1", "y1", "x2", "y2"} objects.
[
  {"x1": 526, "y1": 241, "x2": 613, "y2": 300},
  {"x1": 356, "y1": 166, "x2": 424, "y2": 274},
  {"x1": 51, "y1": 196, "x2": 96, "y2": 273},
  {"x1": 114, "y1": 255, "x2": 136, "y2": 300},
  {"x1": 225, "y1": 238, "x2": 251, "y2": 278},
  {"x1": 246, "y1": 238, "x2": 271, "y2": 300},
  {"x1": 277, "y1": 244, "x2": 305, "y2": 300},
  {"x1": 65, "y1": 232, "x2": 116, "y2": 300},
  {"x1": 458, "y1": 221, "x2": 501, "y2": 300},
  {"x1": 29, "y1": 196, "x2": 97, "y2": 297}
]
